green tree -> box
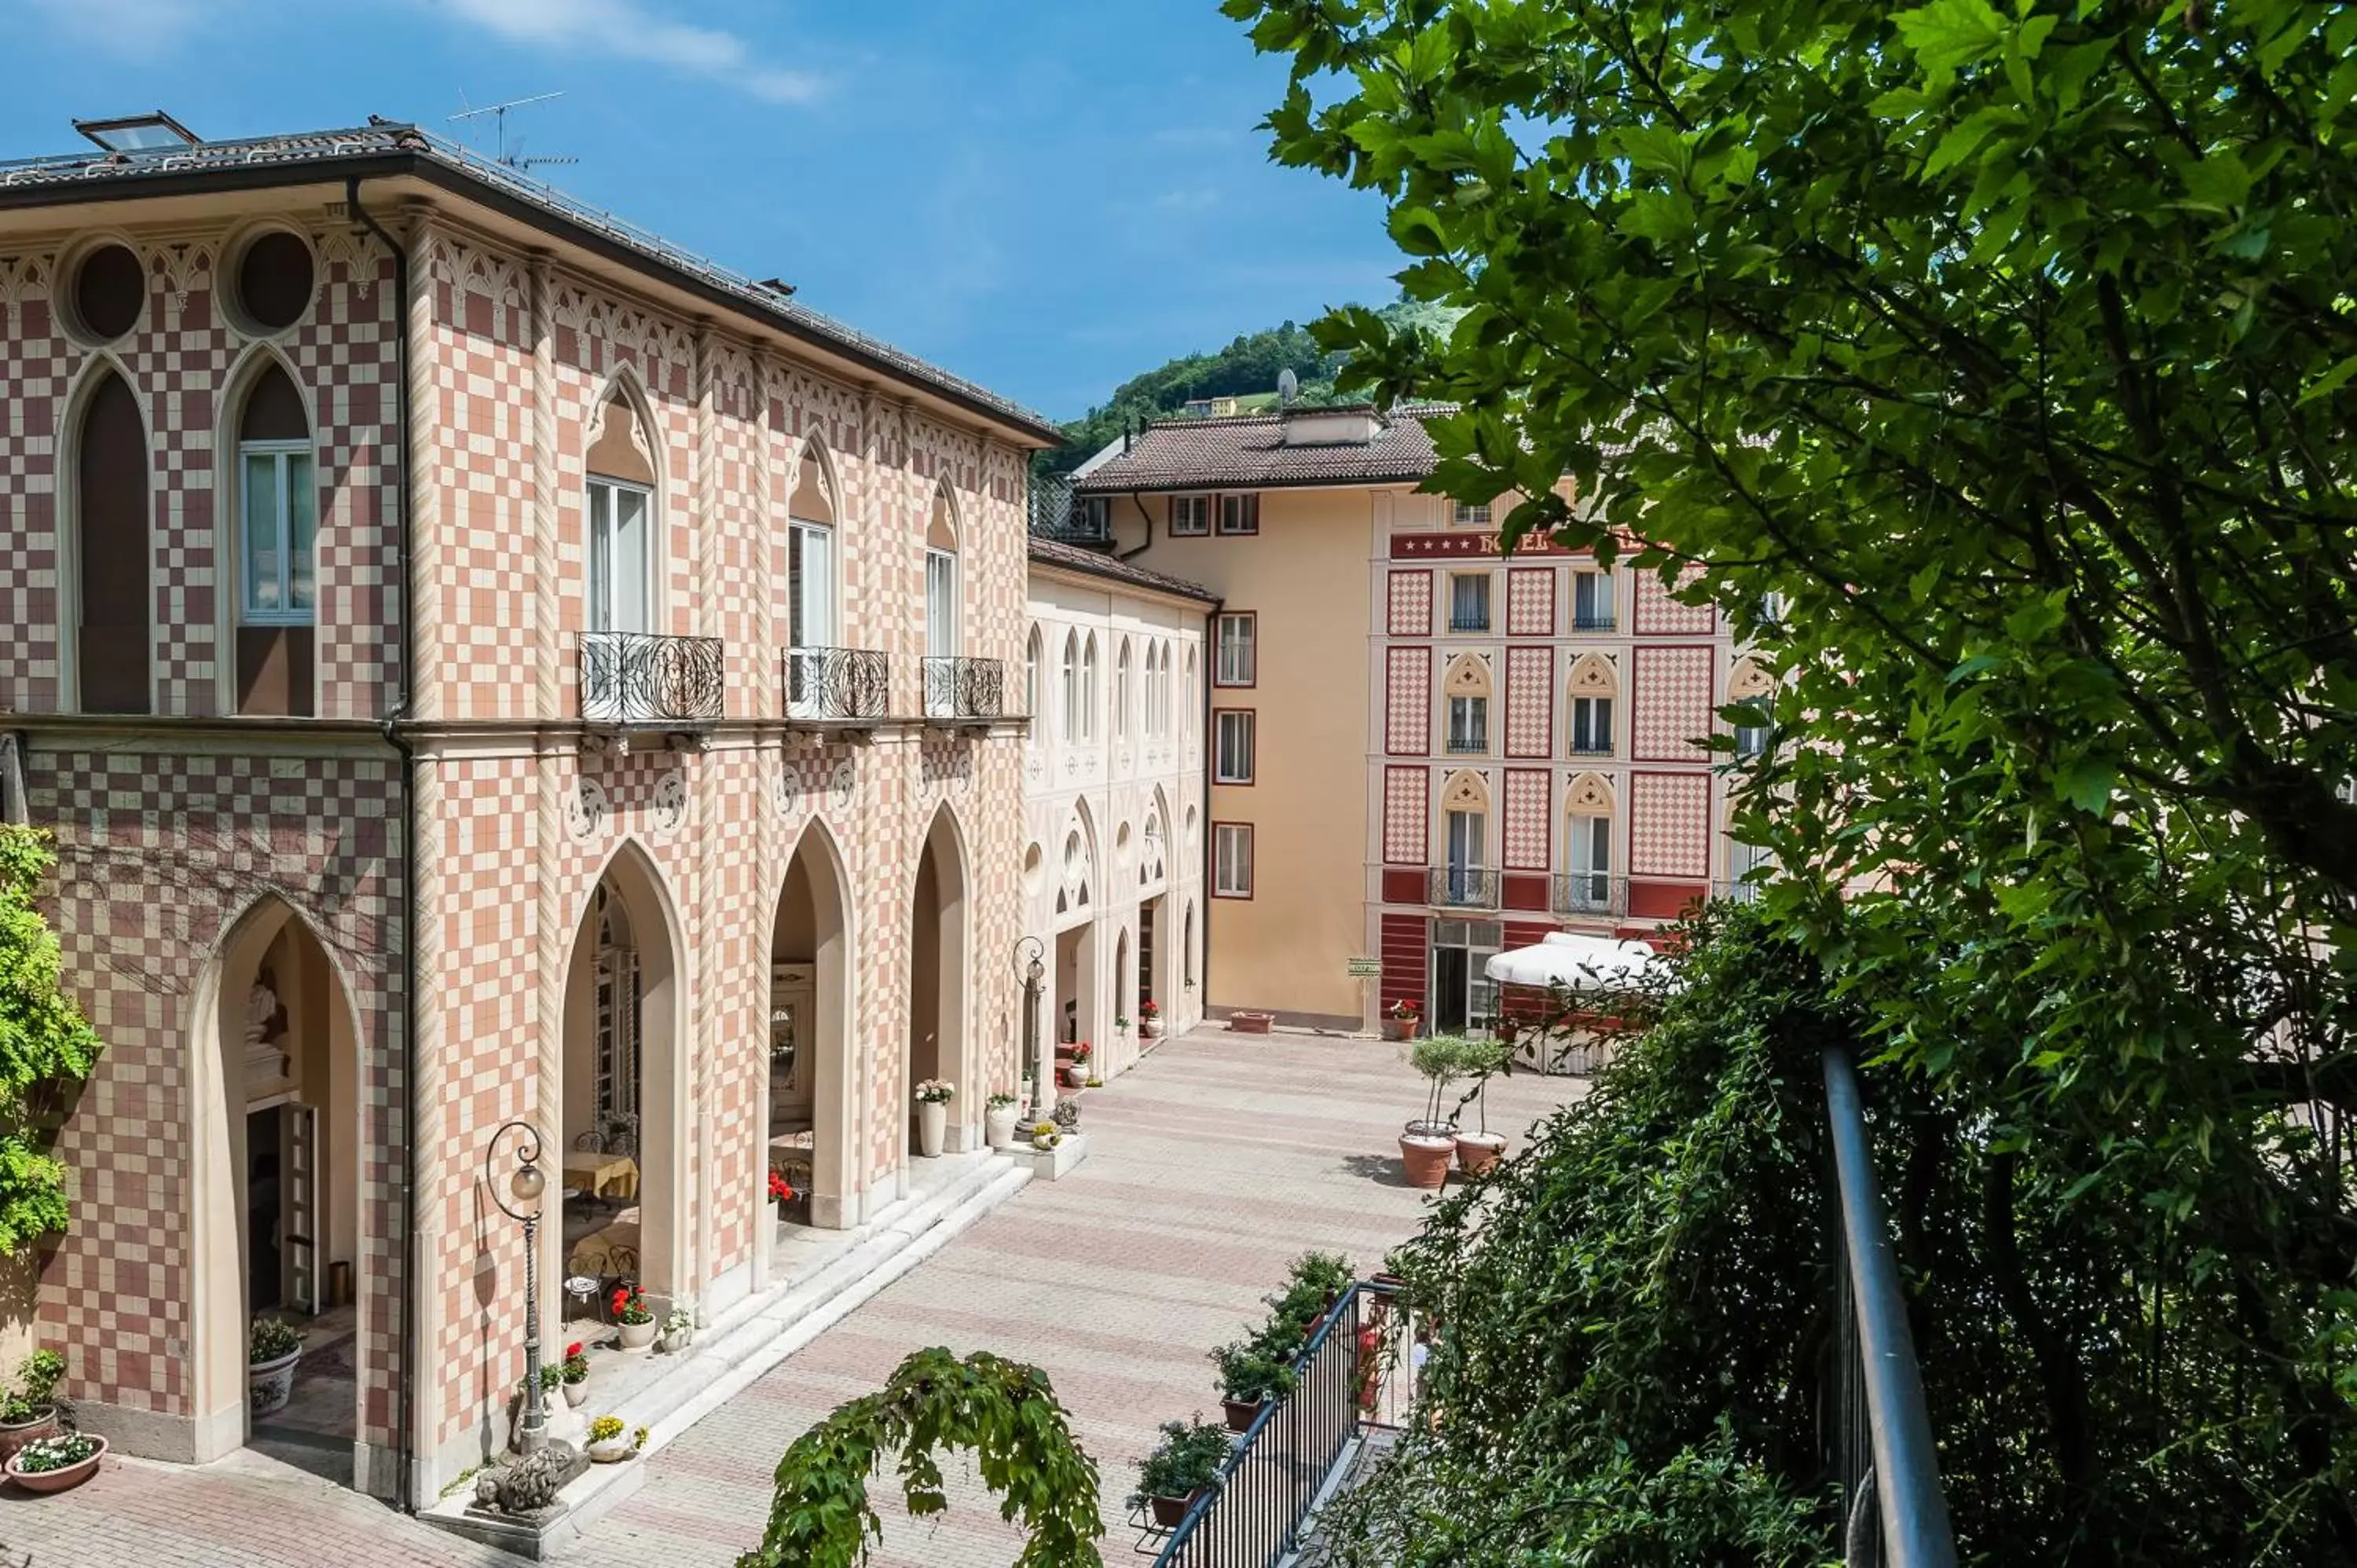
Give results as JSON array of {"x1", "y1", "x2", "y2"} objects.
[
  {"x1": 1222, "y1": 0, "x2": 2357, "y2": 1559},
  {"x1": 738, "y1": 1347, "x2": 1103, "y2": 1568},
  {"x1": 0, "y1": 826, "x2": 101, "y2": 1255}
]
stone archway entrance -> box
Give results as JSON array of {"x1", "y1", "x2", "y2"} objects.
[
  {"x1": 770, "y1": 823, "x2": 854, "y2": 1230},
  {"x1": 907, "y1": 806, "x2": 970, "y2": 1154},
  {"x1": 192, "y1": 899, "x2": 364, "y2": 1482}
]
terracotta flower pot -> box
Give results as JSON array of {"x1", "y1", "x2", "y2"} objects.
[
  {"x1": 1454, "y1": 1131, "x2": 1508, "y2": 1176},
  {"x1": 0, "y1": 1407, "x2": 59, "y2": 1464},
  {"x1": 1229, "y1": 1011, "x2": 1274, "y2": 1035},
  {"x1": 1398, "y1": 1131, "x2": 1456, "y2": 1189},
  {"x1": 1221, "y1": 1396, "x2": 1266, "y2": 1434},
  {"x1": 1382, "y1": 1018, "x2": 1418, "y2": 1042},
  {"x1": 1149, "y1": 1488, "x2": 1204, "y2": 1529},
  {"x1": 5, "y1": 1434, "x2": 104, "y2": 1494}
]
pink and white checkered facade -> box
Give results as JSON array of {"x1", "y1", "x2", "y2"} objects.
[{"x1": 2, "y1": 196, "x2": 1035, "y2": 1495}]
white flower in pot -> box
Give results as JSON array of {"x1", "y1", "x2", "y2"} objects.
[
  {"x1": 984, "y1": 1092, "x2": 1021, "y2": 1151},
  {"x1": 914, "y1": 1078, "x2": 954, "y2": 1157}
]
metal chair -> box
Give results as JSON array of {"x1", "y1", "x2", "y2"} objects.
[{"x1": 572, "y1": 1130, "x2": 604, "y2": 1152}]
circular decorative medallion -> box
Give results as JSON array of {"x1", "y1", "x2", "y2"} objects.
[
  {"x1": 651, "y1": 769, "x2": 688, "y2": 836},
  {"x1": 830, "y1": 760, "x2": 857, "y2": 810},
  {"x1": 564, "y1": 777, "x2": 610, "y2": 841}
]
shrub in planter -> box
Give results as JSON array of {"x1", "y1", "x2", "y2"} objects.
[
  {"x1": 1400, "y1": 1035, "x2": 1490, "y2": 1189},
  {"x1": 585, "y1": 1414, "x2": 632, "y2": 1464},
  {"x1": 661, "y1": 1305, "x2": 695, "y2": 1353},
  {"x1": 560, "y1": 1342, "x2": 590, "y2": 1408},
  {"x1": 0, "y1": 1349, "x2": 67, "y2": 1460},
  {"x1": 1128, "y1": 1416, "x2": 1230, "y2": 1527},
  {"x1": 5, "y1": 1431, "x2": 104, "y2": 1493},
  {"x1": 247, "y1": 1317, "x2": 306, "y2": 1418},
  {"x1": 984, "y1": 1092, "x2": 1021, "y2": 1150},
  {"x1": 1383, "y1": 997, "x2": 1422, "y2": 1041},
  {"x1": 1139, "y1": 999, "x2": 1163, "y2": 1039},
  {"x1": 1211, "y1": 1336, "x2": 1297, "y2": 1432},
  {"x1": 612, "y1": 1284, "x2": 656, "y2": 1349}
]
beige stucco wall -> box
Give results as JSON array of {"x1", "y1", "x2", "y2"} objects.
[
  {"x1": 1125, "y1": 487, "x2": 1376, "y2": 1028},
  {"x1": 1021, "y1": 562, "x2": 1209, "y2": 1086}
]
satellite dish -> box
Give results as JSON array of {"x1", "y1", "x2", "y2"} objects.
[{"x1": 1277, "y1": 368, "x2": 1299, "y2": 406}]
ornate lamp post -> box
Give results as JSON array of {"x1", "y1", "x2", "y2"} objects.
[
  {"x1": 1010, "y1": 936, "x2": 1046, "y2": 1112},
  {"x1": 485, "y1": 1119, "x2": 549, "y2": 1453}
]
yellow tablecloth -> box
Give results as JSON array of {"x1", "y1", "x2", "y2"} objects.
[
  {"x1": 568, "y1": 1220, "x2": 641, "y2": 1277},
  {"x1": 563, "y1": 1149, "x2": 640, "y2": 1201},
  {"x1": 768, "y1": 1131, "x2": 814, "y2": 1188}
]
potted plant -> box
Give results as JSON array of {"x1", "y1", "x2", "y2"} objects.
[
  {"x1": 1030, "y1": 1121, "x2": 1061, "y2": 1152},
  {"x1": 5, "y1": 1431, "x2": 104, "y2": 1494},
  {"x1": 0, "y1": 1349, "x2": 67, "y2": 1462},
  {"x1": 1061, "y1": 1042, "x2": 1091, "y2": 1088},
  {"x1": 1139, "y1": 998, "x2": 1163, "y2": 1040},
  {"x1": 1398, "y1": 1035, "x2": 1475, "y2": 1189},
  {"x1": 914, "y1": 1078, "x2": 953, "y2": 1158},
  {"x1": 984, "y1": 1092, "x2": 1021, "y2": 1151},
  {"x1": 612, "y1": 1284, "x2": 657, "y2": 1350},
  {"x1": 768, "y1": 1170, "x2": 797, "y2": 1213},
  {"x1": 560, "y1": 1342, "x2": 590, "y2": 1408},
  {"x1": 248, "y1": 1317, "x2": 306, "y2": 1418},
  {"x1": 1115, "y1": 1013, "x2": 1131, "y2": 1037},
  {"x1": 1211, "y1": 1334, "x2": 1297, "y2": 1432},
  {"x1": 1453, "y1": 1036, "x2": 1513, "y2": 1176},
  {"x1": 1128, "y1": 1416, "x2": 1230, "y2": 1529},
  {"x1": 661, "y1": 1305, "x2": 696, "y2": 1354},
  {"x1": 1382, "y1": 996, "x2": 1422, "y2": 1042},
  {"x1": 585, "y1": 1414, "x2": 632, "y2": 1463},
  {"x1": 1277, "y1": 1251, "x2": 1353, "y2": 1339}
]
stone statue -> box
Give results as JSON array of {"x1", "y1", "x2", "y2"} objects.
[
  {"x1": 244, "y1": 966, "x2": 291, "y2": 1083},
  {"x1": 472, "y1": 1442, "x2": 588, "y2": 1516}
]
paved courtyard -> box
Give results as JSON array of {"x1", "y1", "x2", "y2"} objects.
[{"x1": 0, "y1": 1028, "x2": 1582, "y2": 1568}]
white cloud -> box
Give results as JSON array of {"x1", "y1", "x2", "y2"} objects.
[{"x1": 436, "y1": 0, "x2": 823, "y2": 104}]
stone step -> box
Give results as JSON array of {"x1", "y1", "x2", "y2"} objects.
[{"x1": 422, "y1": 1154, "x2": 1034, "y2": 1559}]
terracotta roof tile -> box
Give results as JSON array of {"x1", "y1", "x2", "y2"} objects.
[
  {"x1": 1026, "y1": 537, "x2": 1220, "y2": 604},
  {"x1": 1072, "y1": 405, "x2": 1454, "y2": 493}
]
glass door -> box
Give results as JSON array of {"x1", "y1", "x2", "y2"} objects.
[
  {"x1": 786, "y1": 522, "x2": 834, "y2": 716},
  {"x1": 1446, "y1": 809, "x2": 1486, "y2": 905},
  {"x1": 925, "y1": 548, "x2": 959, "y2": 715},
  {"x1": 1429, "y1": 920, "x2": 1503, "y2": 1037},
  {"x1": 587, "y1": 479, "x2": 651, "y2": 634}
]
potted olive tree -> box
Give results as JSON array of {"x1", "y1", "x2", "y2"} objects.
[
  {"x1": 0, "y1": 1349, "x2": 67, "y2": 1462},
  {"x1": 1398, "y1": 1035, "x2": 1479, "y2": 1189},
  {"x1": 248, "y1": 1317, "x2": 306, "y2": 1418},
  {"x1": 1451, "y1": 1036, "x2": 1514, "y2": 1175},
  {"x1": 1129, "y1": 1416, "x2": 1230, "y2": 1528}
]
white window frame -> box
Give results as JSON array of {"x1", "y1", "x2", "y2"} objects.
[
  {"x1": 1081, "y1": 636, "x2": 1100, "y2": 741},
  {"x1": 585, "y1": 474, "x2": 654, "y2": 635},
  {"x1": 1061, "y1": 635, "x2": 1080, "y2": 739},
  {"x1": 1115, "y1": 642, "x2": 1132, "y2": 742},
  {"x1": 1446, "y1": 694, "x2": 1488, "y2": 754},
  {"x1": 1573, "y1": 568, "x2": 1615, "y2": 630},
  {"x1": 1217, "y1": 492, "x2": 1259, "y2": 536},
  {"x1": 1171, "y1": 494, "x2": 1211, "y2": 536},
  {"x1": 1215, "y1": 614, "x2": 1256, "y2": 687},
  {"x1": 1214, "y1": 823, "x2": 1254, "y2": 897},
  {"x1": 1453, "y1": 500, "x2": 1492, "y2": 527},
  {"x1": 1448, "y1": 572, "x2": 1491, "y2": 632},
  {"x1": 239, "y1": 440, "x2": 316, "y2": 626},
  {"x1": 1570, "y1": 695, "x2": 1614, "y2": 755},
  {"x1": 1214, "y1": 710, "x2": 1256, "y2": 784}
]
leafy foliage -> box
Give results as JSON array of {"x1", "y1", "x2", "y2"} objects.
[
  {"x1": 739, "y1": 1346, "x2": 1102, "y2": 1568},
  {"x1": 1127, "y1": 1417, "x2": 1230, "y2": 1511},
  {"x1": 0, "y1": 827, "x2": 100, "y2": 1256},
  {"x1": 1222, "y1": 2, "x2": 2357, "y2": 1556}
]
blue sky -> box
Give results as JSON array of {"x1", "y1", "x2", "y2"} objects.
[{"x1": 0, "y1": 0, "x2": 1403, "y2": 420}]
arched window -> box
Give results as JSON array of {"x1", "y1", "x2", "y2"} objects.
[
  {"x1": 783, "y1": 441, "x2": 838, "y2": 716},
  {"x1": 585, "y1": 389, "x2": 655, "y2": 634},
  {"x1": 922, "y1": 484, "x2": 961, "y2": 716},
  {"x1": 75, "y1": 368, "x2": 150, "y2": 714},
  {"x1": 234, "y1": 361, "x2": 315, "y2": 715},
  {"x1": 1183, "y1": 647, "x2": 1197, "y2": 738},
  {"x1": 1025, "y1": 625, "x2": 1043, "y2": 726},
  {"x1": 1563, "y1": 772, "x2": 1617, "y2": 914},
  {"x1": 1082, "y1": 634, "x2": 1100, "y2": 742},
  {"x1": 1116, "y1": 638, "x2": 1132, "y2": 742},
  {"x1": 1061, "y1": 631, "x2": 1080, "y2": 741}
]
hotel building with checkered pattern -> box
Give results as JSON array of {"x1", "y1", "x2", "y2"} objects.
[
  {"x1": 1071, "y1": 404, "x2": 1770, "y2": 1034},
  {"x1": 0, "y1": 119, "x2": 1055, "y2": 1499}
]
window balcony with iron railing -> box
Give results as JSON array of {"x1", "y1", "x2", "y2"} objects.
[
  {"x1": 782, "y1": 645, "x2": 889, "y2": 724},
  {"x1": 1552, "y1": 870, "x2": 1628, "y2": 918},
  {"x1": 1444, "y1": 727, "x2": 1490, "y2": 756},
  {"x1": 1567, "y1": 740, "x2": 1614, "y2": 759},
  {"x1": 1447, "y1": 611, "x2": 1491, "y2": 633},
  {"x1": 1428, "y1": 864, "x2": 1499, "y2": 910},
  {"x1": 1571, "y1": 611, "x2": 1618, "y2": 632},
  {"x1": 578, "y1": 632, "x2": 724, "y2": 727},
  {"x1": 922, "y1": 655, "x2": 1005, "y2": 723}
]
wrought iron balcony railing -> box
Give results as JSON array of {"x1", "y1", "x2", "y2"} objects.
[
  {"x1": 1447, "y1": 611, "x2": 1491, "y2": 633},
  {"x1": 922, "y1": 655, "x2": 1005, "y2": 722},
  {"x1": 1571, "y1": 612, "x2": 1618, "y2": 632},
  {"x1": 1552, "y1": 870, "x2": 1629, "y2": 918},
  {"x1": 1444, "y1": 728, "x2": 1489, "y2": 756},
  {"x1": 578, "y1": 632, "x2": 724, "y2": 727},
  {"x1": 1567, "y1": 740, "x2": 1615, "y2": 758},
  {"x1": 1428, "y1": 865, "x2": 1499, "y2": 910},
  {"x1": 783, "y1": 645, "x2": 889, "y2": 723}
]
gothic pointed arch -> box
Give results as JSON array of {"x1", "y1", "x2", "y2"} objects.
[
  {"x1": 1567, "y1": 649, "x2": 1620, "y2": 698},
  {"x1": 60, "y1": 353, "x2": 152, "y2": 713},
  {"x1": 1567, "y1": 771, "x2": 1617, "y2": 816},
  {"x1": 790, "y1": 431, "x2": 841, "y2": 525},
  {"x1": 1440, "y1": 768, "x2": 1493, "y2": 815},
  {"x1": 927, "y1": 478, "x2": 960, "y2": 551},
  {"x1": 1442, "y1": 650, "x2": 1494, "y2": 700},
  {"x1": 772, "y1": 817, "x2": 859, "y2": 1228},
  {"x1": 1727, "y1": 654, "x2": 1776, "y2": 701},
  {"x1": 585, "y1": 368, "x2": 660, "y2": 489},
  {"x1": 907, "y1": 802, "x2": 972, "y2": 1154}
]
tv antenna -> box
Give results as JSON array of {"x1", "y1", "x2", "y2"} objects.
[{"x1": 450, "y1": 92, "x2": 577, "y2": 174}]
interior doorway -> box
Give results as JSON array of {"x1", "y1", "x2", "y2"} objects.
[{"x1": 1428, "y1": 918, "x2": 1502, "y2": 1037}]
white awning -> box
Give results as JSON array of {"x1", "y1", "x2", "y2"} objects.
[{"x1": 1483, "y1": 931, "x2": 1661, "y2": 991}]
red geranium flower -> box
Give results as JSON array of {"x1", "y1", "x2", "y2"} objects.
[
  {"x1": 767, "y1": 1171, "x2": 795, "y2": 1203},
  {"x1": 566, "y1": 1341, "x2": 583, "y2": 1361}
]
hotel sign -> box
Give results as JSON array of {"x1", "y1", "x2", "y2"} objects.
[{"x1": 1389, "y1": 532, "x2": 1589, "y2": 561}]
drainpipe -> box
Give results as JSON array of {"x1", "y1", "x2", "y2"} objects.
[
  {"x1": 346, "y1": 175, "x2": 420, "y2": 1515},
  {"x1": 1117, "y1": 490, "x2": 1155, "y2": 562},
  {"x1": 1199, "y1": 597, "x2": 1220, "y2": 1017}
]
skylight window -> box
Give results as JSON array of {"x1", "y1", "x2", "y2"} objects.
[{"x1": 74, "y1": 112, "x2": 201, "y2": 154}]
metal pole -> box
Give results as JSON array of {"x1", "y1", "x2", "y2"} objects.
[
  {"x1": 485, "y1": 1119, "x2": 548, "y2": 1453},
  {"x1": 1821, "y1": 1047, "x2": 1955, "y2": 1568}
]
